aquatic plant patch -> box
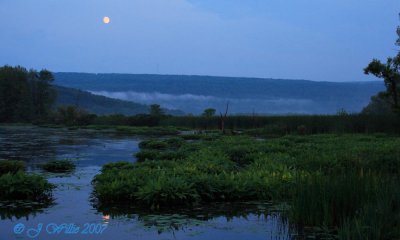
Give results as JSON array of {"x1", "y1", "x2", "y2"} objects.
[
  {"x1": 41, "y1": 160, "x2": 76, "y2": 173},
  {"x1": 0, "y1": 172, "x2": 54, "y2": 201},
  {"x1": 0, "y1": 160, "x2": 25, "y2": 175}
]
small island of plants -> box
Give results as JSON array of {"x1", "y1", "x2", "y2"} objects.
[
  {"x1": 0, "y1": 160, "x2": 54, "y2": 202},
  {"x1": 41, "y1": 160, "x2": 76, "y2": 173}
]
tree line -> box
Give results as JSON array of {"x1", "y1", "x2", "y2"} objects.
[
  {"x1": 0, "y1": 66, "x2": 56, "y2": 122},
  {"x1": 0, "y1": 65, "x2": 172, "y2": 125}
]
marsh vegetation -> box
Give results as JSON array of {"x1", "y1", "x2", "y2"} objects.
[
  {"x1": 0, "y1": 127, "x2": 291, "y2": 239},
  {"x1": 0, "y1": 160, "x2": 54, "y2": 202},
  {"x1": 93, "y1": 134, "x2": 400, "y2": 239}
]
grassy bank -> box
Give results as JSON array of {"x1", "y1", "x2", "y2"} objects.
[{"x1": 93, "y1": 134, "x2": 400, "y2": 238}]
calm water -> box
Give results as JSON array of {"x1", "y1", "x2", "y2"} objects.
[{"x1": 0, "y1": 126, "x2": 292, "y2": 240}]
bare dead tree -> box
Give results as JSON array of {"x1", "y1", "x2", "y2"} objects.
[{"x1": 219, "y1": 102, "x2": 229, "y2": 134}]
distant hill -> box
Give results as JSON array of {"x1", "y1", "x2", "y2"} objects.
[
  {"x1": 55, "y1": 85, "x2": 183, "y2": 116},
  {"x1": 54, "y1": 73, "x2": 385, "y2": 115}
]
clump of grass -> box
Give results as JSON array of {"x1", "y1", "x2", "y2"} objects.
[
  {"x1": 0, "y1": 160, "x2": 25, "y2": 175},
  {"x1": 0, "y1": 172, "x2": 54, "y2": 201},
  {"x1": 41, "y1": 160, "x2": 76, "y2": 173}
]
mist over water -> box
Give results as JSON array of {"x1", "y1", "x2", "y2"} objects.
[
  {"x1": 90, "y1": 90, "x2": 316, "y2": 115},
  {"x1": 54, "y1": 73, "x2": 384, "y2": 115}
]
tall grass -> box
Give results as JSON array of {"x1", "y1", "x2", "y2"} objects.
[
  {"x1": 291, "y1": 175, "x2": 400, "y2": 239},
  {"x1": 290, "y1": 174, "x2": 378, "y2": 227},
  {"x1": 337, "y1": 178, "x2": 400, "y2": 240}
]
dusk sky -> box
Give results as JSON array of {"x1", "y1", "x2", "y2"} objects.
[{"x1": 1, "y1": 0, "x2": 399, "y2": 82}]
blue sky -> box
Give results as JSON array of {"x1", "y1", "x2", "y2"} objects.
[{"x1": 0, "y1": 0, "x2": 398, "y2": 82}]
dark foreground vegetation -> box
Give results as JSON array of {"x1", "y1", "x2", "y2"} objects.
[
  {"x1": 0, "y1": 160, "x2": 54, "y2": 202},
  {"x1": 93, "y1": 134, "x2": 400, "y2": 239}
]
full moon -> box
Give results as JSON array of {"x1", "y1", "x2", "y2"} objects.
[{"x1": 103, "y1": 16, "x2": 110, "y2": 24}]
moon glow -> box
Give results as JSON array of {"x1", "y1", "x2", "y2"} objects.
[{"x1": 103, "y1": 16, "x2": 110, "y2": 24}]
